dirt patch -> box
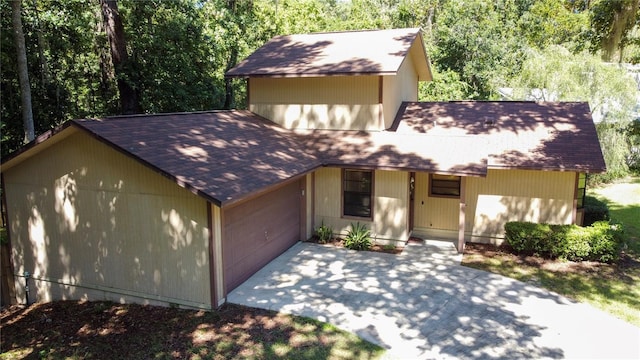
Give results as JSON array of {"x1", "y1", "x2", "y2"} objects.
[{"x1": 0, "y1": 301, "x2": 383, "y2": 359}]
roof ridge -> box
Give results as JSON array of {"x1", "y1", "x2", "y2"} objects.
[
  {"x1": 281, "y1": 27, "x2": 421, "y2": 37},
  {"x1": 78, "y1": 109, "x2": 242, "y2": 121}
]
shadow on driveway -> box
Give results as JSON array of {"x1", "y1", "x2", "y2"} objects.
[{"x1": 228, "y1": 241, "x2": 640, "y2": 359}]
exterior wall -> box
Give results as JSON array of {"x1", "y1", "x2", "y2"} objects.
[
  {"x1": 412, "y1": 172, "x2": 459, "y2": 236},
  {"x1": 382, "y1": 55, "x2": 418, "y2": 129},
  {"x1": 210, "y1": 204, "x2": 225, "y2": 307},
  {"x1": 249, "y1": 76, "x2": 382, "y2": 130},
  {"x1": 465, "y1": 169, "x2": 576, "y2": 243},
  {"x1": 313, "y1": 167, "x2": 409, "y2": 243},
  {"x1": 4, "y1": 132, "x2": 211, "y2": 309}
]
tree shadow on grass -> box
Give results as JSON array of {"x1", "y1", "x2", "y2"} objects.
[{"x1": 0, "y1": 301, "x2": 384, "y2": 359}]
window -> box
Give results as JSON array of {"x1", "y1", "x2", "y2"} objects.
[
  {"x1": 343, "y1": 169, "x2": 372, "y2": 218},
  {"x1": 430, "y1": 174, "x2": 460, "y2": 198},
  {"x1": 576, "y1": 173, "x2": 586, "y2": 209}
]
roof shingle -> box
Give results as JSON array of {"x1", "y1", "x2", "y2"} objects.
[
  {"x1": 226, "y1": 28, "x2": 430, "y2": 79},
  {"x1": 394, "y1": 101, "x2": 606, "y2": 172},
  {"x1": 76, "y1": 110, "x2": 322, "y2": 206}
]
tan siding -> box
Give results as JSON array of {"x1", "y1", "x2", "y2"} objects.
[
  {"x1": 305, "y1": 174, "x2": 314, "y2": 240},
  {"x1": 373, "y1": 171, "x2": 409, "y2": 240},
  {"x1": 466, "y1": 169, "x2": 575, "y2": 241},
  {"x1": 314, "y1": 168, "x2": 409, "y2": 242},
  {"x1": 413, "y1": 172, "x2": 459, "y2": 231},
  {"x1": 314, "y1": 168, "x2": 354, "y2": 233},
  {"x1": 211, "y1": 204, "x2": 225, "y2": 306},
  {"x1": 249, "y1": 76, "x2": 382, "y2": 130},
  {"x1": 5, "y1": 132, "x2": 211, "y2": 309},
  {"x1": 382, "y1": 55, "x2": 418, "y2": 129}
]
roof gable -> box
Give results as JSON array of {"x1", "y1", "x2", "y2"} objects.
[{"x1": 226, "y1": 28, "x2": 431, "y2": 80}]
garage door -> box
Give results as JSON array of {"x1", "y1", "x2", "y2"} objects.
[{"x1": 223, "y1": 180, "x2": 302, "y2": 292}]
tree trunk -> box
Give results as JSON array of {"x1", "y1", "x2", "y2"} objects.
[
  {"x1": 224, "y1": 47, "x2": 238, "y2": 110},
  {"x1": 31, "y1": 0, "x2": 50, "y2": 84},
  {"x1": 12, "y1": 0, "x2": 35, "y2": 143},
  {"x1": 100, "y1": 0, "x2": 141, "y2": 114},
  {"x1": 600, "y1": 0, "x2": 640, "y2": 62}
]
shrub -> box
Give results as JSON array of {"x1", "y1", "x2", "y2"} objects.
[
  {"x1": 583, "y1": 196, "x2": 610, "y2": 226},
  {"x1": 314, "y1": 222, "x2": 333, "y2": 244},
  {"x1": 504, "y1": 220, "x2": 623, "y2": 263},
  {"x1": 504, "y1": 222, "x2": 552, "y2": 256},
  {"x1": 344, "y1": 222, "x2": 371, "y2": 250},
  {"x1": 588, "y1": 221, "x2": 624, "y2": 263}
]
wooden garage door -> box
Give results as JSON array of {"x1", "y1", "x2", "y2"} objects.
[{"x1": 223, "y1": 180, "x2": 301, "y2": 292}]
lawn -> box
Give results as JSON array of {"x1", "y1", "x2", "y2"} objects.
[
  {"x1": 0, "y1": 301, "x2": 384, "y2": 360},
  {"x1": 462, "y1": 176, "x2": 640, "y2": 327}
]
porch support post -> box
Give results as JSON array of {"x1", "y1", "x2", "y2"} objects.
[{"x1": 457, "y1": 177, "x2": 466, "y2": 253}]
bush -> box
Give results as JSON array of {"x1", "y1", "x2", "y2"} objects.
[
  {"x1": 504, "y1": 220, "x2": 623, "y2": 263},
  {"x1": 344, "y1": 222, "x2": 371, "y2": 250},
  {"x1": 314, "y1": 222, "x2": 333, "y2": 244},
  {"x1": 583, "y1": 196, "x2": 610, "y2": 226}
]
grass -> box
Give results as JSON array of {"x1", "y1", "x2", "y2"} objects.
[
  {"x1": 462, "y1": 176, "x2": 640, "y2": 327},
  {"x1": 0, "y1": 301, "x2": 385, "y2": 359}
]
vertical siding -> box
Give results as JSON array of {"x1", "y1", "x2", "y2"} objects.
[
  {"x1": 305, "y1": 174, "x2": 314, "y2": 240},
  {"x1": 382, "y1": 55, "x2": 418, "y2": 129},
  {"x1": 413, "y1": 172, "x2": 459, "y2": 231},
  {"x1": 373, "y1": 170, "x2": 409, "y2": 240},
  {"x1": 249, "y1": 76, "x2": 382, "y2": 130},
  {"x1": 313, "y1": 168, "x2": 409, "y2": 241},
  {"x1": 5, "y1": 132, "x2": 211, "y2": 309},
  {"x1": 210, "y1": 204, "x2": 224, "y2": 306},
  {"x1": 465, "y1": 169, "x2": 575, "y2": 241}
]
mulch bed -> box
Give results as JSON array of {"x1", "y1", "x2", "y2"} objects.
[{"x1": 306, "y1": 236, "x2": 406, "y2": 254}]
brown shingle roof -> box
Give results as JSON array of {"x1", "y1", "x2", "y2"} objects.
[
  {"x1": 75, "y1": 110, "x2": 322, "y2": 206},
  {"x1": 394, "y1": 101, "x2": 606, "y2": 172},
  {"x1": 3, "y1": 102, "x2": 605, "y2": 207},
  {"x1": 226, "y1": 28, "x2": 431, "y2": 80}
]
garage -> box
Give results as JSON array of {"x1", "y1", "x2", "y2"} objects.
[{"x1": 223, "y1": 179, "x2": 303, "y2": 292}]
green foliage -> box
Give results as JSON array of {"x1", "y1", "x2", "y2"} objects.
[
  {"x1": 0, "y1": 228, "x2": 7, "y2": 246},
  {"x1": 504, "y1": 220, "x2": 624, "y2": 263},
  {"x1": 503, "y1": 222, "x2": 554, "y2": 256},
  {"x1": 314, "y1": 222, "x2": 333, "y2": 244},
  {"x1": 418, "y1": 68, "x2": 467, "y2": 101},
  {"x1": 518, "y1": 0, "x2": 588, "y2": 50},
  {"x1": 587, "y1": 0, "x2": 639, "y2": 62},
  {"x1": 344, "y1": 222, "x2": 371, "y2": 251},
  {"x1": 591, "y1": 122, "x2": 633, "y2": 183},
  {"x1": 429, "y1": 0, "x2": 527, "y2": 99},
  {"x1": 583, "y1": 195, "x2": 611, "y2": 226}
]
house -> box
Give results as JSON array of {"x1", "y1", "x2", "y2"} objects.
[{"x1": 1, "y1": 28, "x2": 605, "y2": 310}]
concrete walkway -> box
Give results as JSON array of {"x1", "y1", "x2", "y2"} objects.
[{"x1": 228, "y1": 241, "x2": 640, "y2": 359}]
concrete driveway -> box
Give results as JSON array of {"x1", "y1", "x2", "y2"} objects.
[{"x1": 228, "y1": 241, "x2": 640, "y2": 359}]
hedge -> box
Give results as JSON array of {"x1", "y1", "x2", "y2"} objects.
[
  {"x1": 582, "y1": 196, "x2": 610, "y2": 226},
  {"x1": 504, "y1": 220, "x2": 624, "y2": 263}
]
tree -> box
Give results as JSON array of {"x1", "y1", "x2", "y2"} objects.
[
  {"x1": 429, "y1": 0, "x2": 527, "y2": 99},
  {"x1": 11, "y1": 0, "x2": 34, "y2": 143},
  {"x1": 518, "y1": 0, "x2": 588, "y2": 50},
  {"x1": 509, "y1": 45, "x2": 638, "y2": 181},
  {"x1": 589, "y1": 0, "x2": 640, "y2": 62},
  {"x1": 100, "y1": 0, "x2": 141, "y2": 114}
]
